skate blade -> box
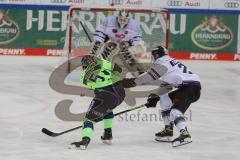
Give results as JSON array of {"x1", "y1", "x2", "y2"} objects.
[
  {"x1": 155, "y1": 136, "x2": 172, "y2": 142},
  {"x1": 172, "y1": 138, "x2": 192, "y2": 147},
  {"x1": 68, "y1": 144, "x2": 87, "y2": 150},
  {"x1": 102, "y1": 139, "x2": 112, "y2": 145}
]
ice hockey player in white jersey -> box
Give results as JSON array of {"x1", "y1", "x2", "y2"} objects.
[
  {"x1": 89, "y1": 9, "x2": 146, "y2": 74},
  {"x1": 122, "y1": 46, "x2": 201, "y2": 147}
]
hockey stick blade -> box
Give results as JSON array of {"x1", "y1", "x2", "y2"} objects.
[
  {"x1": 42, "y1": 128, "x2": 59, "y2": 137},
  {"x1": 42, "y1": 104, "x2": 146, "y2": 137}
]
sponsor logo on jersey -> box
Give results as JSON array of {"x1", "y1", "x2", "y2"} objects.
[
  {"x1": 0, "y1": 9, "x2": 20, "y2": 45},
  {"x1": 190, "y1": 53, "x2": 217, "y2": 60},
  {"x1": 224, "y1": 1, "x2": 239, "y2": 9},
  {"x1": 191, "y1": 16, "x2": 233, "y2": 50},
  {"x1": 115, "y1": 34, "x2": 125, "y2": 39}
]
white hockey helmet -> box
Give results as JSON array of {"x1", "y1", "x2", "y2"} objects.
[{"x1": 117, "y1": 9, "x2": 129, "y2": 28}]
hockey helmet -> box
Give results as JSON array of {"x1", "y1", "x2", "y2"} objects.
[
  {"x1": 151, "y1": 46, "x2": 168, "y2": 60},
  {"x1": 117, "y1": 9, "x2": 129, "y2": 28}
]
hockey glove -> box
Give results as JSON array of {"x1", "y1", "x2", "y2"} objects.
[
  {"x1": 121, "y1": 78, "x2": 136, "y2": 88},
  {"x1": 113, "y1": 64, "x2": 122, "y2": 73},
  {"x1": 145, "y1": 93, "x2": 160, "y2": 108},
  {"x1": 119, "y1": 41, "x2": 131, "y2": 51}
]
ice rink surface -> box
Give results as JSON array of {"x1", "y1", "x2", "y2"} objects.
[{"x1": 0, "y1": 56, "x2": 240, "y2": 160}]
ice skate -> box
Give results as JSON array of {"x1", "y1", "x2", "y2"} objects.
[
  {"x1": 69, "y1": 137, "x2": 91, "y2": 150},
  {"x1": 101, "y1": 131, "x2": 113, "y2": 145},
  {"x1": 155, "y1": 125, "x2": 173, "y2": 142},
  {"x1": 172, "y1": 129, "x2": 192, "y2": 147}
]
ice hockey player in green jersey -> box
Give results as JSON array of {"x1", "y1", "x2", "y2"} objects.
[{"x1": 69, "y1": 53, "x2": 125, "y2": 150}]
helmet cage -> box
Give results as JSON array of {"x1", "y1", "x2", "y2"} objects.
[{"x1": 117, "y1": 10, "x2": 129, "y2": 28}]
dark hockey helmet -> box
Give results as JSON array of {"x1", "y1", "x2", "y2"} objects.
[
  {"x1": 117, "y1": 9, "x2": 129, "y2": 28},
  {"x1": 151, "y1": 46, "x2": 168, "y2": 60},
  {"x1": 81, "y1": 55, "x2": 95, "y2": 69}
]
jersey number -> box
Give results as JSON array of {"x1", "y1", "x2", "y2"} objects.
[
  {"x1": 88, "y1": 70, "x2": 110, "y2": 83},
  {"x1": 169, "y1": 60, "x2": 193, "y2": 74}
]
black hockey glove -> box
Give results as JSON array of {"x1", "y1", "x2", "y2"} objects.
[
  {"x1": 113, "y1": 64, "x2": 122, "y2": 73},
  {"x1": 121, "y1": 78, "x2": 136, "y2": 88},
  {"x1": 145, "y1": 93, "x2": 160, "y2": 108}
]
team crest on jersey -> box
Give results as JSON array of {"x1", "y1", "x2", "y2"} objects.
[
  {"x1": 191, "y1": 15, "x2": 233, "y2": 50},
  {"x1": 0, "y1": 9, "x2": 20, "y2": 45}
]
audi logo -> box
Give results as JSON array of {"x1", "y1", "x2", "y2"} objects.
[
  {"x1": 109, "y1": 0, "x2": 124, "y2": 5},
  {"x1": 167, "y1": 0, "x2": 183, "y2": 7},
  {"x1": 224, "y1": 2, "x2": 239, "y2": 8},
  {"x1": 51, "y1": 0, "x2": 67, "y2": 3}
]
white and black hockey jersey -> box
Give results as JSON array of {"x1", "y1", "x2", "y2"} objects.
[
  {"x1": 93, "y1": 16, "x2": 143, "y2": 45},
  {"x1": 135, "y1": 55, "x2": 201, "y2": 88}
]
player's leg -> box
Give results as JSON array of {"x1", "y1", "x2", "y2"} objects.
[
  {"x1": 100, "y1": 82, "x2": 125, "y2": 144},
  {"x1": 70, "y1": 96, "x2": 114, "y2": 150},
  {"x1": 169, "y1": 84, "x2": 201, "y2": 147},
  {"x1": 155, "y1": 94, "x2": 174, "y2": 142},
  {"x1": 69, "y1": 97, "x2": 103, "y2": 150},
  {"x1": 101, "y1": 111, "x2": 114, "y2": 144},
  {"x1": 70, "y1": 82, "x2": 125, "y2": 149}
]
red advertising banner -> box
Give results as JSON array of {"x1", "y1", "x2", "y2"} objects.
[
  {"x1": 0, "y1": 48, "x2": 63, "y2": 56},
  {"x1": 170, "y1": 51, "x2": 240, "y2": 61}
]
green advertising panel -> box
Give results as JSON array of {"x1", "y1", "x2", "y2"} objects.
[
  {"x1": 0, "y1": 8, "x2": 67, "y2": 48},
  {"x1": 169, "y1": 13, "x2": 238, "y2": 53}
]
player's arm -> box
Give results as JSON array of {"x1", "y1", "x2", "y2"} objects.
[
  {"x1": 135, "y1": 64, "x2": 167, "y2": 85},
  {"x1": 121, "y1": 64, "x2": 168, "y2": 88},
  {"x1": 128, "y1": 22, "x2": 146, "y2": 54},
  {"x1": 90, "y1": 18, "x2": 109, "y2": 55}
]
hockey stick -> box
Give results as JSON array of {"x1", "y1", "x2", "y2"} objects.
[
  {"x1": 42, "y1": 104, "x2": 146, "y2": 137},
  {"x1": 79, "y1": 21, "x2": 92, "y2": 43}
]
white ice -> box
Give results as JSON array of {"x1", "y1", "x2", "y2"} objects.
[{"x1": 0, "y1": 56, "x2": 240, "y2": 160}]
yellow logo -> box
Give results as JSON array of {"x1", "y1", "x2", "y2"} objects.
[
  {"x1": 191, "y1": 16, "x2": 233, "y2": 51},
  {"x1": 0, "y1": 9, "x2": 20, "y2": 45}
]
